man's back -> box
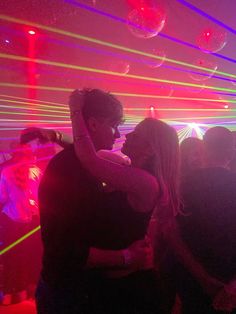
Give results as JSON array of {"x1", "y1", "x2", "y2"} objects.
[
  {"x1": 180, "y1": 167, "x2": 236, "y2": 281},
  {"x1": 39, "y1": 145, "x2": 103, "y2": 288}
]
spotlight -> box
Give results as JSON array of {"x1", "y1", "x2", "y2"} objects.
[
  {"x1": 4, "y1": 39, "x2": 10, "y2": 44},
  {"x1": 224, "y1": 105, "x2": 229, "y2": 109},
  {"x1": 28, "y1": 30, "x2": 36, "y2": 35},
  {"x1": 188, "y1": 122, "x2": 198, "y2": 128}
]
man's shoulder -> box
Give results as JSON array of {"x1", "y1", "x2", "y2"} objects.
[
  {"x1": 50, "y1": 144, "x2": 75, "y2": 162},
  {"x1": 46, "y1": 144, "x2": 80, "y2": 171}
]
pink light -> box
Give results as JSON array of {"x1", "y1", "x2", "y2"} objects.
[
  {"x1": 28, "y1": 30, "x2": 36, "y2": 35},
  {"x1": 150, "y1": 106, "x2": 155, "y2": 111},
  {"x1": 224, "y1": 105, "x2": 229, "y2": 109}
]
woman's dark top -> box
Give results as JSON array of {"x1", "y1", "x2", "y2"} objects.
[{"x1": 90, "y1": 190, "x2": 152, "y2": 250}]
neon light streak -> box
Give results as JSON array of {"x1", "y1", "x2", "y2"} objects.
[
  {"x1": 0, "y1": 118, "x2": 70, "y2": 123},
  {"x1": 124, "y1": 108, "x2": 234, "y2": 112},
  {"x1": 1, "y1": 82, "x2": 236, "y2": 103},
  {"x1": 64, "y1": 0, "x2": 236, "y2": 65},
  {"x1": 0, "y1": 110, "x2": 68, "y2": 119},
  {"x1": 0, "y1": 15, "x2": 236, "y2": 79},
  {"x1": 167, "y1": 116, "x2": 236, "y2": 121},
  {"x1": 0, "y1": 99, "x2": 69, "y2": 113},
  {"x1": 2, "y1": 62, "x2": 236, "y2": 95},
  {"x1": 0, "y1": 81, "x2": 71, "y2": 92},
  {"x1": 113, "y1": 93, "x2": 236, "y2": 103},
  {"x1": 178, "y1": 126, "x2": 192, "y2": 142},
  {"x1": 0, "y1": 54, "x2": 236, "y2": 94},
  {"x1": 0, "y1": 225, "x2": 41, "y2": 256},
  {"x1": 41, "y1": 37, "x2": 236, "y2": 84},
  {"x1": 177, "y1": 0, "x2": 236, "y2": 35},
  {"x1": 0, "y1": 94, "x2": 67, "y2": 108}
]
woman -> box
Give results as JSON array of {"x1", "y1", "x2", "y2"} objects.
[{"x1": 69, "y1": 89, "x2": 180, "y2": 313}]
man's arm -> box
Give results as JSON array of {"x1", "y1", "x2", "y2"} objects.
[
  {"x1": 87, "y1": 239, "x2": 152, "y2": 271},
  {"x1": 38, "y1": 129, "x2": 72, "y2": 148}
]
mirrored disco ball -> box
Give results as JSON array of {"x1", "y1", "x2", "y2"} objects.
[
  {"x1": 143, "y1": 48, "x2": 166, "y2": 68},
  {"x1": 109, "y1": 61, "x2": 130, "y2": 75},
  {"x1": 189, "y1": 58, "x2": 218, "y2": 81},
  {"x1": 196, "y1": 27, "x2": 227, "y2": 53},
  {"x1": 127, "y1": 7, "x2": 166, "y2": 39}
]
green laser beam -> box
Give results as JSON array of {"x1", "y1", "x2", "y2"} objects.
[
  {"x1": 0, "y1": 225, "x2": 41, "y2": 256},
  {"x1": 1, "y1": 53, "x2": 236, "y2": 93},
  {"x1": 1, "y1": 81, "x2": 236, "y2": 101},
  {"x1": 0, "y1": 14, "x2": 236, "y2": 80}
]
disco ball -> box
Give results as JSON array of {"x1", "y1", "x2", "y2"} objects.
[
  {"x1": 109, "y1": 60, "x2": 130, "y2": 75},
  {"x1": 196, "y1": 27, "x2": 227, "y2": 53},
  {"x1": 143, "y1": 49, "x2": 166, "y2": 68},
  {"x1": 127, "y1": 7, "x2": 166, "y2": 39},
  {"x1": 189, "y1": 58, "x2": 218, "y2": 81}
]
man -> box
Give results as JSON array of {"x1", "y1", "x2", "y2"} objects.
[
  {"x1": 35, "y1": 89, "x2": 149, "y2": 314},
  {"x1": 177, "y1": 127, "x2": 236, "y2": 313}
]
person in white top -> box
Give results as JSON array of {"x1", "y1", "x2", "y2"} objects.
[{"x1": 0, "y1": 142, "x2": 41, "y2": 305}]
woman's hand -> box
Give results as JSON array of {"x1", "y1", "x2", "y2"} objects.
[
  {"x1": 127, "y1": 238, "x2": 154, "y2": 271},
  {"x1": 69, "y1": 89, "x2": 83, "y2": 118}
]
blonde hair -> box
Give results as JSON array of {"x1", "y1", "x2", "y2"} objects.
[{"x1": 139, "y1": 118, "x2": 180, "y2": 220}]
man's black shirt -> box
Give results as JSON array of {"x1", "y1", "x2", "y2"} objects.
[
  {"x1": 39, "y1": 145, "x2": 103, "y2": 288},
  {"x1": 179, "y1": 167, "x2": 236, "y2": 281}
]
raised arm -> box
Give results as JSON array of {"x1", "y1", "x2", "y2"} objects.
[
  {"x1": 38, "y1": 128, "x2": 72, "y2": 148},
  {"x1": 69, "y1": 95, "x2": 158, "y2": 212}
]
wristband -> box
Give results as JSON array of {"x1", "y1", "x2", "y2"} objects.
[{"x1": 122, "y1": 249, "x2": 132, "y2": 266}]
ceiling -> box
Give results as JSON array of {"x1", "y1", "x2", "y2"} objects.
[{"x1": 0, "y1": 0, "x2": 236, "y2": 151}]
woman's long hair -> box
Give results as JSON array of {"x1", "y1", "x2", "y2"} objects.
[{"x1": 140, "y1": 118, "x2": 180, "y2": 221}]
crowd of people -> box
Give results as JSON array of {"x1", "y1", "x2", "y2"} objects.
[{"x1": 0, "y1": 88, "x2": 236, "y2": 313}]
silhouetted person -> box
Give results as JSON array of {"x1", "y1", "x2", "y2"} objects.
[{"x1": 177, "y1": 126, "x2": 236, "y2": 313}]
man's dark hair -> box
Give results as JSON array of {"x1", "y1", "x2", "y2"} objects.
[
  {"x1": 70, "y1": 88, "x2": 123, "y2": 124},
  {"x1": 203, "y1": 126, "x2": 234, "y2": 163},
  {"x1": 20, "y1": 127, "x2": 46, "y2": 144}
]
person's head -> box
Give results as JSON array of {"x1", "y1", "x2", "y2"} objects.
[
  {"x1": 70, "y1": 89, "x2": 123, "y2": 150},
  {"x1": 229, "y1": 131, "x2": 236, "y2": 172},
  {"x1": 20, "y1": 127, "x2": 47, "y2": 154},
  {"x1": 180, "y1": 137, "x2": 204, "y2": 176},
  {"x1": 122, "y1": 118, "x2": 180, "y2": 216},
  {"x1": 203, "y1": 126, "x2": 234, "y2": 167}
]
